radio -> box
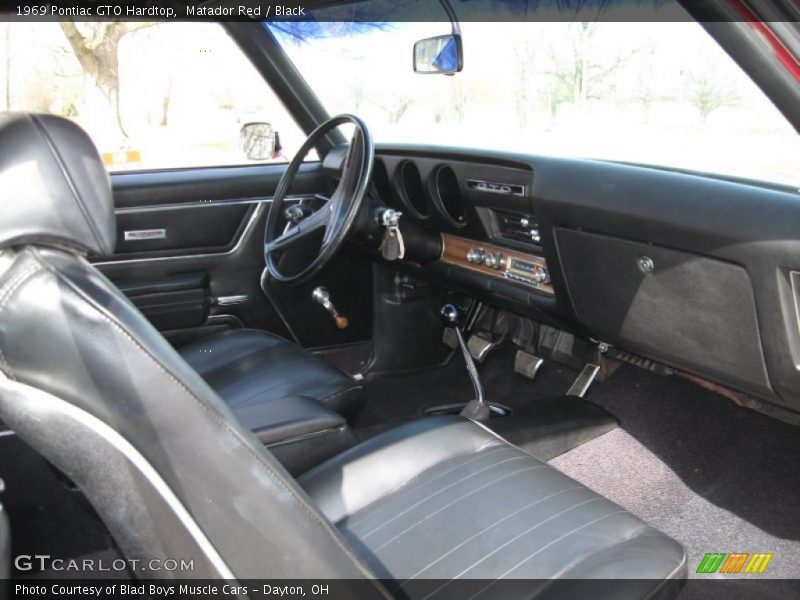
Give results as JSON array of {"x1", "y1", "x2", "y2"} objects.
[
  {"x1": 456, "y1": 246, "x2": 550, "y2": 296},
  {"x1": 505, "y1": 257, "x2": 550, "y2": 285},
  {"x1": 465, "y1": 246, "x2": 550, "y2": 287},
  {"x1": 441, "y1": 234, "x2": 554, "y2": 295}
]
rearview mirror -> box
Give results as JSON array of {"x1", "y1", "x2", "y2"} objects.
[
  {"x1": 240, "y1": 122, "x2": 280, "y2": 160},
  {"x1": 413, "y1": 34, "x2": 463, "y2": 75}
]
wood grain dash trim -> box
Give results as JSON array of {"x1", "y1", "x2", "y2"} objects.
[{"x1": 440, "y1": 234, "x2": 554, "y2": 295}]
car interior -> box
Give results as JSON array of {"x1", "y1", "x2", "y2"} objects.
[{"x1": 0, "y1": 3, "x2": 799, "y2": 599}]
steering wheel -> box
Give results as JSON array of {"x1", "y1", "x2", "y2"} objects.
[{"x1": 264, "y1": 114, "x2": 374, "y2": 284}]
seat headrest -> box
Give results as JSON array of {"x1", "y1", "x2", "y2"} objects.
[{"x1": 0, "y1": 113, "x2": 115, "y2": 256}]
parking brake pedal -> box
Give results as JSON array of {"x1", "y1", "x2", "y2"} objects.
[
  {"x1": 467, "y1": 333, "x2": 496, "y2": 363},
  {"x1": 567, "y1": 363, "x2": 600, "y2": 397},
  {"x1": 514, "y1": 350, "x2": 544, "y2": 380}
]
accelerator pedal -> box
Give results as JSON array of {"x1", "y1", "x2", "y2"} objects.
[{"x1": 566, "y1": 363, "x2": 600, "y2": 398}]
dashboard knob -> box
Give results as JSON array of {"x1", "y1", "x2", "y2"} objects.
[
  {"x1": 533, "y1": 266, "x2": 550, "y2": 283},
  {"x1": 467, "y1": 247, "x2": 486, "y2": 264},
  {"x1": 485, "y1": 252, "x2": 505, "y2": 269}
]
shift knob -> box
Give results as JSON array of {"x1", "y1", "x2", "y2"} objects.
[
  {"x1": 440, "y1": 303, "x2": 465, "y2": 329},
  {"x1": 312, "y1": 287, "x2": 348, "y2": 330}
]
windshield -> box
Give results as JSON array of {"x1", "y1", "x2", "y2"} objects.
[{"x1": 270, "y1": 16, "x2": 800, "y2": 188}]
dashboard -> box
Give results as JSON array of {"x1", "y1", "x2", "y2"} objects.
[
  {"x1": 364, "y1": 150, "x2": 557, "y2": 301},
  {"x1": 324, "y1": 142, "x2": 800, "y2": 421}
]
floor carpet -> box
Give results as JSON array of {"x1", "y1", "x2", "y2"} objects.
[{"x1": 550, "y1": 364, "x2": 800, "y2": 597}]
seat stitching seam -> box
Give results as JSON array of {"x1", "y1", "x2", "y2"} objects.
[
  {"x1": 466, "y1": 510, "x2": 630, "y2": 600},
  {"x1": 29, "y1": 115, "x2": 106, "y2": 251},
  {"x1": 336, "y1": 445, "x2": 511, "y2": 525},
  {"x1": 419, "y1": 497, "x2": 606, "y2": 598},
  {"x1": 496, "y1": 510, "x2": 630, "y2": 577},
  {"x1": 0, "y1": 263, "x2": 41, "y2": 308},
  {"x1": 399, "y1": 485, "x2": 587, "y2": 583},
  {"x1": 359, "y1": 454, "x2": 530, "y2": 539},
  {"x1": 463, "y1": 514, "x2": 641, "y2": 600},
  {"x1": 372, "y1": 464, "x2": 547, "y2": 552},
  {"x1": 339, "y1": 446, "x2": 514, "y2": 526},
  {"x1": 532, "y1": 522, "x2": 650, "y2": 582},
  {"x1": 0, "y1": 260, "x2": 45, "y2": 381}
]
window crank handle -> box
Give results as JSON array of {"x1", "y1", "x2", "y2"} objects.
[{"x1": 312, "y1": 287, "x2": 348, "y2": 329}]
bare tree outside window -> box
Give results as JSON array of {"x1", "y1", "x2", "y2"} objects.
[
  {"x1": 686, "y1": 64, "x2": 739, "y2": 124},
  {"x1": 58, "y1": 22, "x2": 153, "y2": 137}
]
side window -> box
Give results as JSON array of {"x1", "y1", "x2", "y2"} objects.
[{"x1": 1, "y1": 22, "x2": 309, "y2": 171}]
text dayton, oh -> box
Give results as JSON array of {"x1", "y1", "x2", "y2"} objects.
[{"x1": 188, "y1": 4, "x2": 307, "y2": 17}]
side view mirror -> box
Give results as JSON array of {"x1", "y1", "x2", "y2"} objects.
[
  {"x1": 413, "y1": 34, "x2": 463, "y2": 75},
  {"x1": 240, "y1": 122, "x2": 281, "y2": 160}
]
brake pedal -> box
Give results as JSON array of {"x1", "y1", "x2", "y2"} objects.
[
  {"x1": 514, "y1": 350, "x2": 543, "y2": 380},
  {"x1": 442, "y1": 327, "x2": 458, "y2": 350},
  {"x1": 467, "y1": 333, "x2": 496, "y2": 363},
  {"x1": 567, "y1": 363, "x2": 600, "y2": 397}
]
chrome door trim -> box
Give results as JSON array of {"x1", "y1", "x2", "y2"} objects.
[
  {"x1": 216, "y1": 295, "x2": 249, "y2": 306},
  {"x1": 112, "y1": 194, "x2": 311, "y2": 215}
]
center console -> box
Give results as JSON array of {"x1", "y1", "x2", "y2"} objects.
[{"x1": 235, "y1": 395, "x2": 358, "y2": 475}]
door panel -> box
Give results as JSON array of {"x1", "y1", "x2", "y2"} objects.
[
  {"x1": 96, "y1": 195, "x2": 287, "y2": 345},
  {"x1": 114, "y1": 202, "x2": 252, "y2": 256},
  {"x1": 94, "y1": 162, "x2": 374, "y2": 349},
  {"x1": 119, "y1": 272, "x2": 210, "y2": 331}
]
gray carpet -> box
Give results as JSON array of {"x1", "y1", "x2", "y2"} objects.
[{"x1": 550, "y1": 364, "x2": 800, "y2": 597}]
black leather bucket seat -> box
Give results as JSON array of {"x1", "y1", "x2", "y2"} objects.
[
  {"x1": 178, "y1": 329, "x2": 363, "y2": 420},
  {"x1": 0, "y1": 114, "x2": 686, "y2": 597}
]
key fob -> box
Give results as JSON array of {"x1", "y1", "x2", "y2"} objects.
[{"x1": 380, "y1": 228, "x2": 403, "y2": 261}]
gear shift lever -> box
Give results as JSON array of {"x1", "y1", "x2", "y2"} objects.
[{"x1": 440, "y1": 304, "x2": 491, "y2": 421}]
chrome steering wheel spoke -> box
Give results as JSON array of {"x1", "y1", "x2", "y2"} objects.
[
  {"x1": 262, "y1": 114, "x2": 374, "y2": 284},
  {"x1": 267, "y1": 202, "x2": 331, "y2": 254}
]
